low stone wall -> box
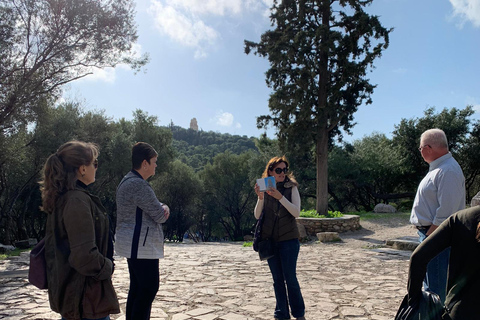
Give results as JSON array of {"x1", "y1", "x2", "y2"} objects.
[{"x1": 297, "y1": 215, "x2": 361, "y2": 235}]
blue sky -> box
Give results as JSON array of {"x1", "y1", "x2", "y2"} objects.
[{"x1": 63, "y1": 0, "x2": 480, "y2": 143}]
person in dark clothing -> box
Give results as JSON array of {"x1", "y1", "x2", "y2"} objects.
[
  {"x1": 40, "y1": 141, "x2": 119, "y2": 320},
  {"x1": 254, "y1": 156, "x2": 306, "y2": 320},
  {"x1": 407, "y1": 206, "x2": 480, "y2": 320}
]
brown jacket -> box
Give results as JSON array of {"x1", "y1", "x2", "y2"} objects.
[
  {"x1": 45, "y1": 182, "x2": 120, "y2": 320},
  {"x1": 261, "y1": 178, "x2": 300, "y2": 242}
]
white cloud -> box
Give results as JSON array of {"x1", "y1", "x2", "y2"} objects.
[
  {"x1": 77, "y1": 43, "x2": 144, "y2": 83},
  {"x1": 449, "y1": 0, "x2": 480, "y2": 28},
  {"x1": 465, "y1": 96, "x2": 480, "y2": 112},
  {"x1": 129, "y1": 43, "x2": 144, "y2": 59},
  {"x1": 82, "y1": 67, "x2": 117, "y2": 83},
  {"x1": 148, "y1": 0, "x2": 271, "y2": 58},
  {"x1": 149, "y1": 1, "x2": 220, "y2": 58},
  {"x1": 165, "y1": 0, "x2": 242, "y2": 16},
  {"x1": 214, "y1": 111, "x2": 241, "y2": 129},
  {"x1": 216, "y1": 111, "x2": 234, "y2": 126}
]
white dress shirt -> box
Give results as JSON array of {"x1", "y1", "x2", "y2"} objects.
[{"x1": 410, "y1": 152, "x2": 465, "y2": 227}]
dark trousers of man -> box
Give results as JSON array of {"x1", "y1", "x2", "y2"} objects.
[{"x1": 126, "y1": 258, "x2": 159, "y2": 320}]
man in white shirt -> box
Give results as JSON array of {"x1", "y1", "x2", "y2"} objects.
[{"x1": 410, "y1": 128, "x2": 465, "y2": 303}]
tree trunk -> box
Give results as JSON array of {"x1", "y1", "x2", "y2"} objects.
[
  {"x1": 315, "y1": 0, "x2": 330, "y2": 215},
  {"x1": 315, "y1": 125, "x2": 329, "y2": 214}
]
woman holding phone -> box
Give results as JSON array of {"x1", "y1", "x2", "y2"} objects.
[{"x1": 254, "y1": 156, "x2": 306, "y2": 320}]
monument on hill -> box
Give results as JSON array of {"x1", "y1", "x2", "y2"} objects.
[{"x1": 190, "y1": 118, "x2": 198, "y2": 131}]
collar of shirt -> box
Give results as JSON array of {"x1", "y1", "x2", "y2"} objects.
[{"x1": 429, "y1": 152, "x2": 452, "y2": 171}]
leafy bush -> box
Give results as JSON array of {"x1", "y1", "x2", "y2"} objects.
[
  {"x1": 243, "y1": 241, "x2": 253, "y2": 247},
  {"x1": 397, "y1": 199, "x2": 414, "y2": 212},
  {"x1": 300, "y1": 209, "x2": 343, "y2": 218},
  {"x1": 0, "y1": 248, "x2": 29, "y2": 260}
]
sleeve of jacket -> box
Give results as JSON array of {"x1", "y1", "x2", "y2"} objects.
[
  {"x1": 63, "y1": 194, "x2": 113, "y2": 281},
  {"x1": 133, "y1": 180, "x2": 167, "y2": 224}
]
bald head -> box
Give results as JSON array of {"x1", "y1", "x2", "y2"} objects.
[
  {"x1": 419, "y1": 129, "x2": 449, "y2": 163},
  {"x1": 421, "y1": 129, "x2": 448, "y2": 149}
]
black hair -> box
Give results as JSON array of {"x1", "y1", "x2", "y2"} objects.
[{"x1": 132, "y1": 142, "x2": 158, "y2": 170}]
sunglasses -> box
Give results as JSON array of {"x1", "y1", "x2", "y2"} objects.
[
  {"x1": 93, "y1": 159, "x2": 98, "y2": 169},
  {"x1": 274, "y1": 167, "x2": 288, "y2": 174}
]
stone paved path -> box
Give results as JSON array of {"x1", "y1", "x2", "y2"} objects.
[{"x1": 0, "y1": 241, "x2": 411, "y2": 320}]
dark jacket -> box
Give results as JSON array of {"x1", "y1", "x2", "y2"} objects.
[
  {"x1": 408, "y1": 206, "x2": 480, "y2": 320},
  {"x1": 261, "y1": 178, "x2": 300, "y2": 242},
  {"x1": 45, "y1": 182, "x2": 120, "y2": 320}
]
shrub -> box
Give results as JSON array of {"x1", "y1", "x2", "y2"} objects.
[{"x1": 299, "y1": 209, "x2": 343, "y2": 218}]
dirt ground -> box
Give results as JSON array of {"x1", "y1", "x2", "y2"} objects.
[{"x1": 337, "y1": 214, "x2": 419, "y2": 249}]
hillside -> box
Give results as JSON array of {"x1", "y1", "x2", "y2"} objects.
[{"x1": 168, "y1": 125, "x2": 258, "y2": 171}]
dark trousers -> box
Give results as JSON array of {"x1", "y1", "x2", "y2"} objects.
[
  {"x1": 126, "y1": 258, "x2": 159, "y2": 320},
  {"x1": 267, "y1": 238, "x2": 305, "y2": 319}
]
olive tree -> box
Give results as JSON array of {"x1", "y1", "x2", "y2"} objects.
[{"x1": 0, "y1": 0, "x2": 148, "y2": 132}]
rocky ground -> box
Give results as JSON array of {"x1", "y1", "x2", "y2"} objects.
[
  {"x1": 338, "y1": 213, "x2": 418, "y2": 249},
  {"x1": 0, "y1": 214, "x2": 418, "y2": 320}
]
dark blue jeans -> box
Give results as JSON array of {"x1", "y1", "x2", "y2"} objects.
[
  {"x1": 267, "y1": 238, "x2": 305, "y2": 319},
  {"x1": 126, "y1": 258, "x2": 160, "y2": 320},
  {"x1": 418, "y1": 229, "x2": 450, "y2": 304}
]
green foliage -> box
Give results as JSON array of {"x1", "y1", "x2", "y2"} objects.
[
  {"x1": 328, "y1": 133, "x2": 408, "y2": 212},
  {"x1": 392, "y1": 106, "x2": 479, "y2": 199},
  {"x1": 397, "y1": 199, "x2": 414, "y2": 212},
  {"x1": 326, "y1": 106, "x2": 480, "y2": 212},
  {"x1": 169, "y1": 125, "x2": 257, "y2": 171},
  {"x1": 1, "y1": 91, "x2": 479, "y2": 245},
  {"x1": 130, "y1": 110, "x2": 174, "y2": 176},
  {"x1": 300, "y1": 209, "x2": 343, "y2": 218},
  {"x1": 0, "y1": 0, "x2": 148, "y2": 243},
  {"x1": 392, "y1": 107, "x2": 474, "y2": 190},
  {"x1": 151, "y1": 160, "x2": 200, "y2": 242},
  {"x1": 245, "y1": 0, "x2": 392, "y2": 214},
  {"x1": 242, "y1": 241, "x2": 253, "y2": 248},
  {"x1": 200, "y1": 152, "x2": 258, "y2": 241},
  {"x1": 0, "y1": 101, "x2": 176, "y2": 244},
  {"x1": 0, "y1": 248, "x2": 29, "y2": 260},
  {"x1": 0, "y1": 0, "x2": 148, "y2": 132}
]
